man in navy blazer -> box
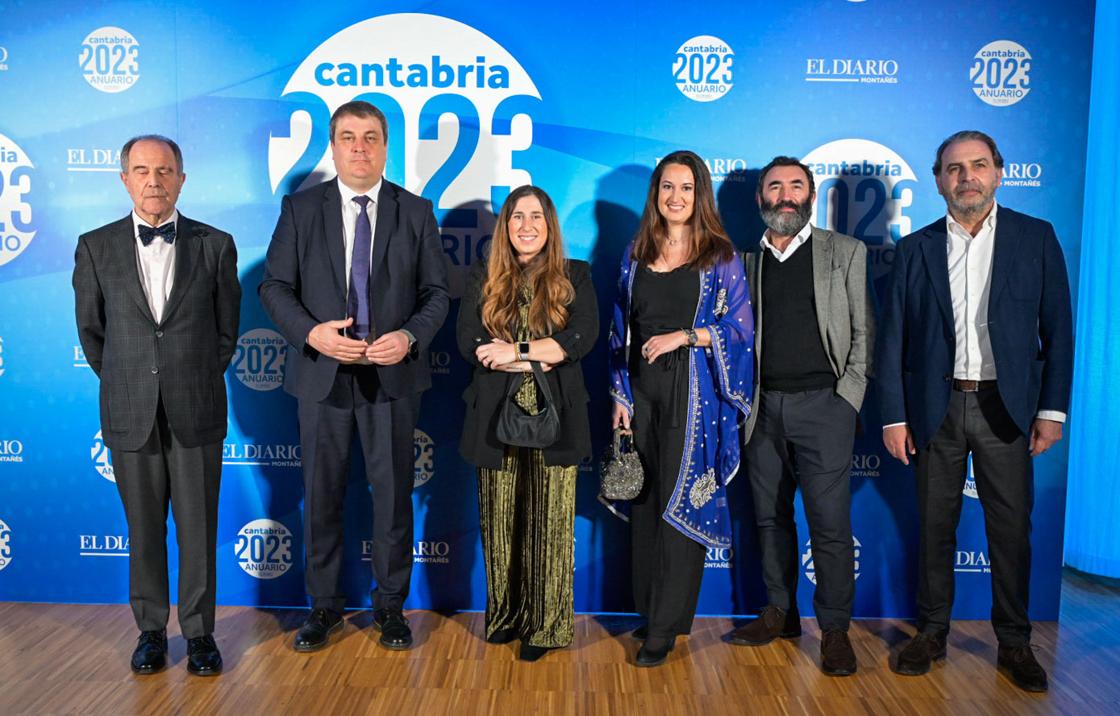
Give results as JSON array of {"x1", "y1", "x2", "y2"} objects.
[
  {"x1": 260, "y1": 101, "x2": 449, "y2": 652},
  {"x1": 877, "y1": 131, "x2": 1073, "y2": 692}
]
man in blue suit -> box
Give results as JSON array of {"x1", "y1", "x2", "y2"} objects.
[
  {"x1": 877, "y1": 130, "x2": 1072, "y2": 692},
  {"x1": 260, "y1": 101, "x2": 449, "y2": 652}
]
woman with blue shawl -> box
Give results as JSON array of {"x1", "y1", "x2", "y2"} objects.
[{"x1": 608, "y1": 150, "x2": 754, "y2": 667}]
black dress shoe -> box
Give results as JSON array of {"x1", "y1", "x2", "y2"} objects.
[
  {"x1": 997, "y1": 644, "x2": 1048, "y2": 692},
  {"x1": 893, "y1": 632, "x2": 947, "y2": 676},
  {"x1": 293, "y1": 608, "x2": 343, "y2": 652},
  {"x1": 820, "y1": 629, "x2": 857, "y2": 676},
  {"x1": 519, "y1": 643, "x2": 553, "y2": 662},
  {"x1": 486, "y1": 628, "x2": 517, "y2": 644},
  {"x1": 186, "y1": 635, "x2": 223, "y2": 676},
  {"x1": 729, "y1": 605, "x2": 801, "y2": 646},
  {"x1": 372, "y1": 608, "x2": 413, "y2": 650},
  {"x1": 130, "y1": 629, "x2": 167, "y2": 674},
  {"x1": 635, "y1": 636, "x2": 676, "y2": 667}
]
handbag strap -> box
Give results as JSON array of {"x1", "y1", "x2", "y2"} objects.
[{"x1": 529, "y1": 361, "x2": 557, "y2": 408}]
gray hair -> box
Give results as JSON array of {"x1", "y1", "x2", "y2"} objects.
[{"x1": 120, "y1": 134, "x2": 184, "y2": 173}]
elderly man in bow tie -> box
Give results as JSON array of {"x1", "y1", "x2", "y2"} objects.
[{"x1": 73, "y1": 135, "x2": 241, "y2": 677}]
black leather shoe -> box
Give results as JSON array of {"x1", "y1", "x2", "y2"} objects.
[
  {"x1": 130, "y1": 629, "x2": 167, "y2": 674},
  {"x1": 635, "y1": 636, "x2": 676, "y2": 667},
  {"x1": 728, "y1": 606, "x2": 802, "y2": 646},
  {"x1": 820, "y1": 629, "x2": 857, "y2": 676},
  {"x1": 293, "y1": 608, "x2": 343, "y2": 652},
  {"x1": 186, "y1": 634, "x2": 223, "y2": 676},
  {"x1": 997, "y1": 644, "x2": 1048, "y2": 692},
  {"x1": 372, "y1": 608, "x2": 413, "y2": 650},
  {"x1": 519, "y1": 643, "x2": 554, "y2": 662},
  {"x1": 893, "y1": 632, "x2": 947, "y2": 676},
  {"x1": 486, "y1": 628, "x2": 517, "y2": 644}
]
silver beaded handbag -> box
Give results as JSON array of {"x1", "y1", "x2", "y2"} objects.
[{"x1": 600, "y1": 428, "x2": 644, "y2": 501}]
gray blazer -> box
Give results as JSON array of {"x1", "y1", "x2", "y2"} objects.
[
  {"x1": 73, "y1": 215, "x2": 241, "y2": 451},
  {"x1": 742, "y1": 225, "x2": 875, "y2": 442}
]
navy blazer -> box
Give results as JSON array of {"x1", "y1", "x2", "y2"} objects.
[
  {"x1": 259, "y1": 178, "x2": 450, "y2": 402},
  {"x1": 876, "y1": 205, "x2": 1073, "y2": 448}
]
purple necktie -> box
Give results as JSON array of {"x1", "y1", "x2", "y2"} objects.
[{"x1": 347, "y1": 195, "x2": 372, "y2": 340}]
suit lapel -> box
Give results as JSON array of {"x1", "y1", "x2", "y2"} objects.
[
  {"x1": 111, "y1": 216, "x2": 157, "y2": 325},
  {"x1": 322, "y1": 181, "x2": 346, "y2": 294},
  {"x1": 988, "y1": 206, "x2": 1015, "y2": 308},
  {"x1": 370, "y1": 180, "x2": 398, "y2": 280},
  {"x1": 160, "y1": 214, "x2": 201, "y2": 325},
  {"x1": 919, "y1": 220, "x2": 954, "y2": 331},
  {"x1": 810, "y1": 226, "x2": 832, "y2": 346}
]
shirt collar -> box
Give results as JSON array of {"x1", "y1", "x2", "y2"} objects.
[
  {"x1": 337, "y1": 176, "x2": 382, "y2": 206},
  {"x1": 946, "y1": 200, "x2": 998, "y2": 238},
  {"x1": 132, "y1": 209, "x2": 179, "y2": 238},
  {"x1": 759, "y1": 220, "x2": 813, "y2": 257}
]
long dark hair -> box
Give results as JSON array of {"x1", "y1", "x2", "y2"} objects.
[
  {"x1": 631, "y1": 150, "x2": 734, "y2": 269},
  {"x1": 481, "y1": 185, "x2": 574, "y2": 341}
]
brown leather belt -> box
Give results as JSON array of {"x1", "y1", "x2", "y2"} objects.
[{"x1": 952, "y1": 379, "x2": 998, "y2": 392}]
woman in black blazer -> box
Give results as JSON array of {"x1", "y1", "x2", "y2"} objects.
[{"x1": 457, "y1": 185, "x2": 598, "y2": 661}]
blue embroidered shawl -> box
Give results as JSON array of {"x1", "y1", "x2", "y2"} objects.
[{"x1": 608, "y1": 246, "x2": 754, "y2": 549}]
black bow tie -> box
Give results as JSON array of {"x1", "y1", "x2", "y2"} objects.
[{"x1": 138, "y1": 222, "x2": 176, "y2": 246}]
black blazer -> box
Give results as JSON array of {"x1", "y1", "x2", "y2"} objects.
[
  {"x1": 457, "y1": 259, "x2": 599, "y2": 469},
  {"x1": 73, "y1": 214, "x2": 241, "y2": 451},
  {"x1": 259, "y1": 178, "x2": 450, "y2": 402}
]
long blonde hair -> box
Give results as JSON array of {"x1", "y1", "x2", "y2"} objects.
[{"x1": 481, "y1": 186, "x2": 575, "y2": 341}]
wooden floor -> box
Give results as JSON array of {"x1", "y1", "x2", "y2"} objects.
[{"x1": 1, "y1": 570, "x2": 1117, "y2": 715}]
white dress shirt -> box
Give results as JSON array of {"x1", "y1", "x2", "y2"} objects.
[
  {"x1": 132, "y1": 210, "x2": 178, "y2": 323},
  {"x1": 337, "y1": 176, "x2": 381, "y2": 294},
  {"x1": 883, "y1": 200, "x2": 1065, "y2": 430},
  {"x1": 760, "y1": 221, "x2": 813, "y2": 262}
]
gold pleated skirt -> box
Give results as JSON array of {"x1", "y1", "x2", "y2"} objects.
[{"x1": 477, "y1": 371, "x2": 577, "y2": 648}]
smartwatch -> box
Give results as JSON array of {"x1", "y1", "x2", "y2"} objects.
[{"x1": 517, "y1": 341, "x2": 531, "y2": 361}]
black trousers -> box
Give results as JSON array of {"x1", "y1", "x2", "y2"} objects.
[
  {"x1": 629, "y1": 359, "x2": 706, "y2": 640},
  {"x1": 915, "y1": 386, "x2": 1033, "y2": 647},
  {"x1": 298, "y1": 366, "x2": 420, "y2": 613},
  {"x1": 745, "y1": 387, "x2": 857, "y2": 631},
  {"x1": 112, "y1": 398, "x2": 222, "y2": 639}
]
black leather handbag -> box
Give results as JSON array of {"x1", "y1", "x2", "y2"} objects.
[{"x1": 496, "y1": 361, "x2": 561, "y2": 448}]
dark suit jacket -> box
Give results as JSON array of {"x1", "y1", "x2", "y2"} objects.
[
  {"x1": 259, "y1": 178, "x2": 450, "y2": 402},
  {"x1": 457, "y1": 259, "x2": 599, "y2": 469},
  {"x1": 73, "y1": 215, "x2": 241, "y2": 451},
  {"x1": 876, "y1": 205, "x2": 1073, "y2": 448}
]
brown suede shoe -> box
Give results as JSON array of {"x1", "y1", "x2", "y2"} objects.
[
  {"x1": 820, "y1": 629, "x2": 857, "y2": 676},
  {"x1": 728, "y1": 606, "x2": 802, "y2": 646},
  {"x1": 893, "y1": 632, "x2": 947, "y2": 675},
  {"x1": 997, "y1": 644, "x2": 1048, "y2": 692}
]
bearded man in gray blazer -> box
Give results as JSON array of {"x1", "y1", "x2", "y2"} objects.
[
  {"x1": 73, "y1": 135, "x2": 241, "y2": 676},
  {"x1": 728, "y1": 156, "x2": 874, "y2": 676}
]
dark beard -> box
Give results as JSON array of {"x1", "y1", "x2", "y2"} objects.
[{"x1": 760, "y1": 196, "x2": 812, "y2": 236}]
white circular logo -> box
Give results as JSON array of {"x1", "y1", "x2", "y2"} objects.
[
  {"x1": 414, "y1": 428, "x2": 434, "y2": 487},
  {"x1": 267, "y1": 12, "x2": 539, "y2": 218},
  {"x1": 673, "y1": 35, "x2": 734, "y2": 102},
  {"x1": 0, "y1": 133, "x2": 36, "y2": 267},
  {"x1": 91, "y1": 430, "x2": 114, "y2": 482},
  {"x1": 971, "y1": 40, "x2": 1031, "y2": 107},
  {"x1": 233, "y1": 328, "x2": 287, "y2": 391},
  {"x1": 802, "y1": 139, "x2": 918, "y2": 278},
  {"x1": 802, "y1": 535, "x2": 862, "y2": 585},
  {"x1": 80, "y1": 27, "x2": 140, "y2": 93},
  {"x1": 0, "y1": 518, "x2": 11, "y2": 571},
  {"x1": 235, "y1": 519, "x2": 293, "y2": 579}
]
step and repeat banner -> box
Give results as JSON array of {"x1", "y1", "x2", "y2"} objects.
[{"x1": 0, "y1": 1, "x2": 1094, "y2": 619}]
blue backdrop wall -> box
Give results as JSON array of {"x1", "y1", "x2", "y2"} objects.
[{"x1": 0, "y1": 0, "x2": 1095, "y2": 620}]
